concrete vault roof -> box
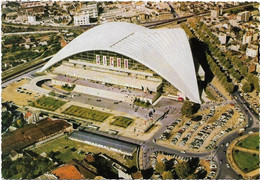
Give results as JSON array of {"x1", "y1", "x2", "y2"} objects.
[{"x1": 41, "y1": 22, "x2": 200, "y2": 103}]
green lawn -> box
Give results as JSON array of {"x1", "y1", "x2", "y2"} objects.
[
  {"x1": 233, "y1": 150, "x2": 259, "y2": 173},
  {"x1": 34, "y1": 136, "x2": 87, "y2": 163},
  {"x1": 31, "y1": 96, "x2": 66, "y2": 111},
  {"x1": 237, "y1": 135, "x2": 259, "y2": 150},
  {"x1": 33, "y1": 136, "x2": 137, "y2": 168},
  {"x1": 63, "y1": 105, "x2": 111, "y2": 122},
  {"x1": 111, "y1": 116, "x2": 134, "y2": 128}
]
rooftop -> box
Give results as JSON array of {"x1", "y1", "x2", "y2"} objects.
[
  {"x1": 70, "y1": 131, "x2": 137, "y2": 155},
  {"x1": 41, "y1": 22, "x2": 201, "y2": 103},
  {"x1": 52, "y1": 164, "x2": 84, "y2": 179},
  {"x1": 2, "y1": 119, "x2": 72, "y2": 154}
]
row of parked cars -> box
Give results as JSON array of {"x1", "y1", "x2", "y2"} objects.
[
  {"x1": 236, "y1": 106, "x2": 246, "y2": 127},
  {"x1": 206, "y1": 160, "x2": 217, "y2": 179},
  {"x1": 171, "y1": 121, "x2": 192, "y2": 145},
  {"x1": 178, "y1": 121, "x2": 199, "y2": 147},
  {"x1": 159, "y1": 118, "x2": 182, "y2": 140},
  {"x1": 240, "y1": 92, "x2": 260, "y2": 114},
  {"x1": 188, "y1": 107, "x2": 216, "y2": 149},
  {"x1": 167, "y1": 106, "x2": 216, "y2": 148},
  {"x1": 205, "y1": 109, "x2": 234, "y2": 150},
  {"x1": 190, "y1": 107, "x2": 235, "y2": 150},
  {"x1": 17, "y1": 87, "x2": 32, "y2": 95},
  {"x1": 206, "y1": 129, "x2": 232, "y2": 150},
  {"x1": 214, "y1": 109, "x2": 234, "y2": 127},
  {"x1": 209, "y1": 83, "x2": 227, "y2": 101},
  {"x1": 190, "y1": 124, "x2": 213, "y2": 149},
  {"x1": 150, "y1": 151, "x2": 191, "y2": 168}
]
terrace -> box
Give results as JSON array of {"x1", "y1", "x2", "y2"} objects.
[{"x1": 53, "y1": 75, "x2": 157, "y2": 99}]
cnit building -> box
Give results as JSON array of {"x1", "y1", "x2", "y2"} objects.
[{"x1": 40, "y1": 22, "x2": 201, "y2": 104}]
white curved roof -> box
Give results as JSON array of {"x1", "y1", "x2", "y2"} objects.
[{"x1": 41, "y1": 22, "x2": 200, "y2": 103}]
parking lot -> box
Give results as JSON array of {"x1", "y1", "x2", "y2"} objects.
[
  {"x1": 157, "y1": 104, "x2": 246, "y2": 152},
  {"x1": 2, "y1": 78, "x2": 40, "y2": 106}
]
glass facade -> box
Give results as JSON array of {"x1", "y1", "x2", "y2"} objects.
[{"x1": 64, "y1": 50, "x2": 157, "y2": 75}]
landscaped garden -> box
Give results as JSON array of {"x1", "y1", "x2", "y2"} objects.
[
  {"x1": 61, "y1": 84, "x2": 75, "y2": 91},
  {"x1": 232, "y1": 150, "x2": 259, "y2": 173},
  {"x1": 63, "y1": 105, "x2": 111, "y2": 122},
  {"x1": 31, "y1": 96, "x2": 66, "y2": 111},
  {"x1": 237, "y1": 134, "x2": 259, "y2": 150},
  {"x1": 111, "y1": 116, "x2": 134, "y2": 128},
  {"x1": 134, "y1": 98, "x2": 151, "y2": 108}
]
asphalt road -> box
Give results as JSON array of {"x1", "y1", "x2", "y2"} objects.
[
  {"x1": 2, "y1": 68, "x2": 39, "y2": 88},
  {"x1": 140, "y1": 90, "x2": 259, "y2": 179}
]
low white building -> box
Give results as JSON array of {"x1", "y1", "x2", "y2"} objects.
[
  {"x1": 39, "y1": 41, "x2": 48, "y2": 46},
  {"x1": 229, "y1": 44, "x2": 240, "y2": 52},
  {"x1": 242, "y1": 33, "x2": 252, "y2": 45},
  {"x1": 237, "y1": 11, "x2": 250, "y2": 22},
  {"x1": 74, "y1": 14, "x2": 90, "y2": 26},
  {"x1": 79, "y1": 3, "x2": 98, "y2": 18},
  {"x1": 218, "y1": 33, "x2": 226, "y2": 45},
  {"x1": 246, "y1": 45, "x2": 258, "y2": 58}
]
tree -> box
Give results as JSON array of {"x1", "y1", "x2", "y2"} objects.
[
  {"x1": 220, "y1": 76, "x2": 227, "y2": 84},
  {"x1": 16, "y1": 119, "x2": 24, "y2": 128},
  {"x1": 162, "y1": 171, "x2": 173, "y2": 180},
  {"x1": 253, "y1": 81, "x2": 259, "y2": 92},
  {"x1": 155, "y1": 161, "x2": 166, "y2": 175},
  {"x1": 175, "y1": 162, "x2": 191, "y2": 179},
  {"x1": 195, "y1": 169, "x2": 207, "y2": 179},
  {"x1": 241, "y1": 66, "x2": 248, "y2": 76},
  {"x1": 226, "y1": 83, "x2": 234, "y2": 93},
  {"x1": 181, "y1": 101, "x2": 193, "y2": 117},
  {"x1": 242, "y1": 82, "x2": 252, "y2": 93},
  {"x1": 187, "y1": 157, "x2": 200, "y2": 172}
]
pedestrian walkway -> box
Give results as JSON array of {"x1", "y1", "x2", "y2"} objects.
[
  {"x1": 234, "y1": 146, "x2": 260, "y2": 154},
  {"x1": 245, "y1": 167, "x2": 260, "y2": 178}
]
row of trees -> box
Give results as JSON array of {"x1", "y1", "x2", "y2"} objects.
[
  {"x1": 186, "y1": 20, "x2": 259, "y2": 93},
  {"x1": 180, "y1": 23, "x2": 194, "y2": 39},
  {"x1": 206, "y1": 53, "x2": 234, "y2": 93},
  {"x1": 155, "y1": 157, "x2": 207, "y2": 180},
  {"x1": 191, "y1": 21, "x2": 243, "y2": 85},
  {"x1": 181, "y1": 101, "x2": 200, "y2": 117}
]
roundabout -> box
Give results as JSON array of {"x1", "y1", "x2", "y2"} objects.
[{"x1": 227, "y1": 132, "x2": 260, "y2": 179}]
